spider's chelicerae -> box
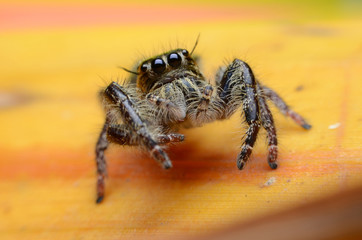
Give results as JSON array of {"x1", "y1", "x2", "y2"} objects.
[{"x1": 95, "y1": 42, "x2": 311, "y2": 203}]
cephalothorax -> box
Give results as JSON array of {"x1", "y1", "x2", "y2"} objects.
[{"x1": 95, "y1": 42, "x2": 311, "y2": 203}]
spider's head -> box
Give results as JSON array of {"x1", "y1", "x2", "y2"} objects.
[{"x1": 136, "y1": 49, "x2": 200, "y2": 93}]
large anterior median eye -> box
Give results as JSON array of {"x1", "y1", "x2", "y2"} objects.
[
  {"x1": 151, "y1": 58, "x2": 166, "y2": 74},
  {"x1": 167, "y1": 53, "x2": 181, "y2": 68}
]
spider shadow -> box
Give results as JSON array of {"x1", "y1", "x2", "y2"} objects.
[{"x1": 106, "y1": 138, "x2": 274, "y2": 228}]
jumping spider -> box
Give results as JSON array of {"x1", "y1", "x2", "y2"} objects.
[{"x1": 95, "y1": 42, "x2": 311, "y2": 203}]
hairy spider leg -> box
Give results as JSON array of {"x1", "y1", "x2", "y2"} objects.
[
  {"x1": 237, "y1": 122, "x2": 260, "y2": 170},
  {"x1": 261, "y1": 85, "x2": 312, "y2": 130},
  {"x1": 256, "y1": 84, "x2": 278, "y2": 169},
  {"x1": 97, "y1": 120, "x2": 181, "y2": 203},
  {"x1": 95, "y1": 113, "x2": 111, "y2": 203},
  {"x1": 104, "y1": 82, "x2": 172, "y2": 168},
  {"x1": 157, "y1": 133, "x2": 185, "y2": 144},
  {"x1": 107, "y1": 124, "x2": 185, "y2": 145},
  {"x1": 218, "y1": 59, "x2": 263, "y2": 170},
  {"x1": 107, "y1": 124, "x2": 137, "y2": 145}
]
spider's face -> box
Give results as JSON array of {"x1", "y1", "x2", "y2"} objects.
[{"x1": 136, "y1": 49, "x2": 198, "y2": 92}]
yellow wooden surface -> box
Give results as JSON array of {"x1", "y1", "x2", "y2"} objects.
[{"x1": 0, "y1": 1, "x2": 362, "y2": 239}]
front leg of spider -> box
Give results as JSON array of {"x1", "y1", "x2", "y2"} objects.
[
  {"x1": 107, "y1": 124, "x2": 184, "y2": 145},
  {"x1": 95, "y1": 114, "x2": 111, "y2": 203},
  {"x1": 105, "y1": 82, "x2": 172, "y2": 169},
  {"x1": 218, "y1": 59, "x2": 278, "y2": 169},
  {"x1": 95, "y1": 82, "x2": 172, "y2": 203}
]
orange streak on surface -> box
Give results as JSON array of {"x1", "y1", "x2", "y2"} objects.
[
  {"x1": 0, "y1": 4, "x2": 275, "y2": 31},
  {"x1": 1, "y1": 146, "x2": 361, "y2": 181}
]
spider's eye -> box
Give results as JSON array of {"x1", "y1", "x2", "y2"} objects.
[
  {"x1": 151, "y1": 58, "x2": 166, "y2": 74},
  {"x1": 182, "y1": 49, "x2": 189, "y2": 56},
  {"x1": 140, "y1": 63, "x2": 148, "y2": 72},
  {"x1": 167, "y1": 53, "x2": 181, "y2": 68}
]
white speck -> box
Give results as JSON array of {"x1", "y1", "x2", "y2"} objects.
[
  {"x1": 263, "y1": 177, "x2": 276, "y2": 187},
  {"x1": 328, "y1": 122, "x2": 341, "y2": 129}
]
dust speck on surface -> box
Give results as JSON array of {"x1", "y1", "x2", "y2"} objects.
[
  {"x1": 261, "y1": 177, "x2": 276, "y2": 188},
  {"x1": 295, "y1": 85, "x2": 304, "y2": 91},
  {"x1": 328, "y1": 122, "x2": 341, "y2": 129},
  {"x1": 0, "y1": 91, "x2": 34, "y2": 109}
]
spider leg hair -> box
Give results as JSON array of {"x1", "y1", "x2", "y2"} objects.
[
  {"x1": 103, "y1": 81, "x2": 172, "y2": 169},
  {"x1": 217, "y1": 59, "x2": 264, "y2": 169},
  {"x1": 261, "y1": 85, "x2": 312, "y2": 130},
  {"x1": 107, "y1": 124, "x2": 184, "y2": 145},
  {"x1": 95, "y1": 113, "x2": 111, "y2": 203},
  {"x1": 256, "y1": 83, "x2": 278, "y2": 169}
]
